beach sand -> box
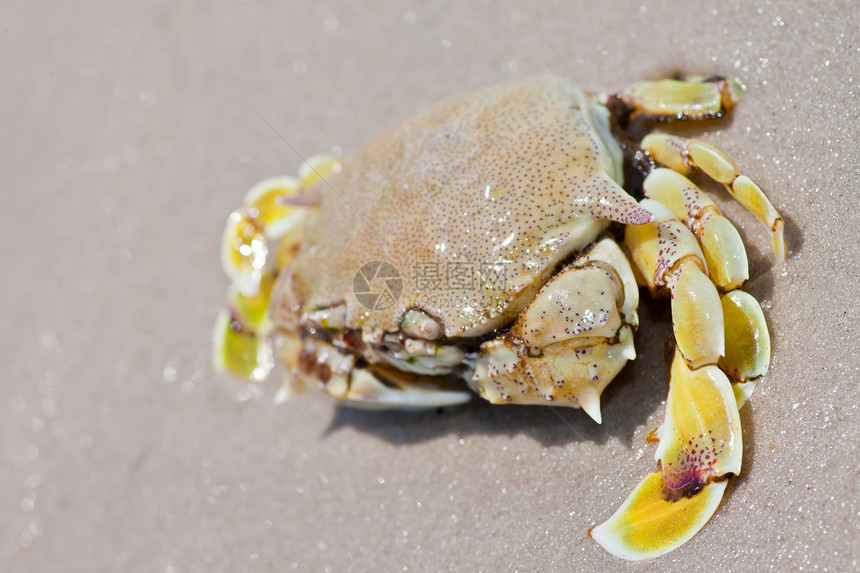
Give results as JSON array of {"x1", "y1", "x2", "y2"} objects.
[{"x1": 2, "y1": 1, "x2": 858, "y2": 570}]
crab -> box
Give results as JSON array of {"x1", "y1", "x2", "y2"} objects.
[{"x1": 214, "y1": 75, "x2": 784, "y2": 560}]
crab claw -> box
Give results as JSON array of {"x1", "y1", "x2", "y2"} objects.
[
  {"x1": 591, "y1": 348, "x2": 741, "y2": 560},
  {"x1": 469, "y1": 238, "x2": 638, "y2": 422}
]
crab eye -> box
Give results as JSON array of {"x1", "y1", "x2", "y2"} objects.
[{"x1": 400, "y1": 309, "x2": 442, "y2": 340}]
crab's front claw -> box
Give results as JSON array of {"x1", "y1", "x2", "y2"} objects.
[
  {"x1": 468, "y1": 238, "x2": 639, "y2": 422},
  {"x1": 591, "y1": 348, "x2": 741, "y2": 560},
  {"x1": 471, "y1": 327, "x2": 636, "y2": 423}
]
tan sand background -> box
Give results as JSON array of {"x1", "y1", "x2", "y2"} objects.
[{"x1": 2, "y1": 1, "x2": 858, "y2": 571}]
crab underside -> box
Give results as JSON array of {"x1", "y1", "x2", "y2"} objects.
[{"x1": 214, "y1": 75, "x2": 784, "y2": 561}]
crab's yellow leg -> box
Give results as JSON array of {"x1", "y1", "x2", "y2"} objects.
[
  {"x1": 626, "y1": 199, "x2": 724, "y2": 368},
  {"x1": 620, "y1": 76, "x2": 784, "y2": 262},
  {"x1": 328, "y1": 366, "x2": 472, "y2": 410},
  {"x1": 621, "y1": 76, "x2": 743, "y2": 121},
  {"x1": 595, "y1": 187, "x2": 772, "y2": 560},
  {"x1": 642, "y1": 168, "x2": 748, "y2": 290},
  {"x1": 214, "y1": 154, "x2": 340, "y2": 382},
  {"x1": 590, "y1": 349, "x2": 743, "y2": 560},
  {"x1": 212, "y1": 309, "x2": 275, "y2": 383},
  {"x1": 719, "y1": 290, "x2": 771, "y2": 409},
  {"x1": 590, "y1": 470, "x2": 728, "y2": 561},
  {"x1": 637, "y1": 168, "x2": 773, "y2": 400},
  {"x1": 641, "y1": 133, "x2": 785, "y2": 262}
]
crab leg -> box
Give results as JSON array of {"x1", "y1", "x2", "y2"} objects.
[
  {"x1": 719, "y1": 290, "x2": 771, "y2": 409},
  {"x1": 327, "y1": 366, "x2": 472, "y2": 410},
  {"x1": 589, "y1": 342, "x2": 750, "y2": 560},
  {"x1": 621, "y1": 76, "x2": 743, "y2": 121},
  {"x1": 618, "y1": 76, "x2": 785, "y2": 262},
  {"x1": 591, "y1": 187, "x2": 773, "y2": 559},
  {"x1": 213, "y1": 154, "x2": 339, "y2": 381},
  {"x1": 641, "y1": 133, "x2": 785, "y2": 262},
  {"x1": 636, "y1": 167, "x2": 773, "y2": 400},
  {"x1": 635, "y1": 168, "x2": 773, "y2": 401},
  {"x1": 625, "y1": 199, "x2": 724, "y2": 368},
  {"x1": 284, "y1": 337, "x2": 471, "y2": 409},
  {"x1": 641, "y1": 168, "x2": 749, "y2": 290},
  {"x1": 589, "y1": 348, "x2": 740, "y2": 560}
]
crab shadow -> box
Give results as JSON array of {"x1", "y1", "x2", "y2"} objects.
[
  {"x1": 322, "y1": 292, "x2": 762, "y2": 496},
  {"x1": 726, "y1": 394, "x2": 759, "y2": 501},
  {"x1": 324, "y1": 298, "x2": 674, "y2": 450},
  {"x1": 706, "y1": 194, "x2": 800, "y2": 305}
]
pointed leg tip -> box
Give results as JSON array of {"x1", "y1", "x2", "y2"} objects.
[{"x1": 773, "y1": 220, "x2": 786, "y2": 263}]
